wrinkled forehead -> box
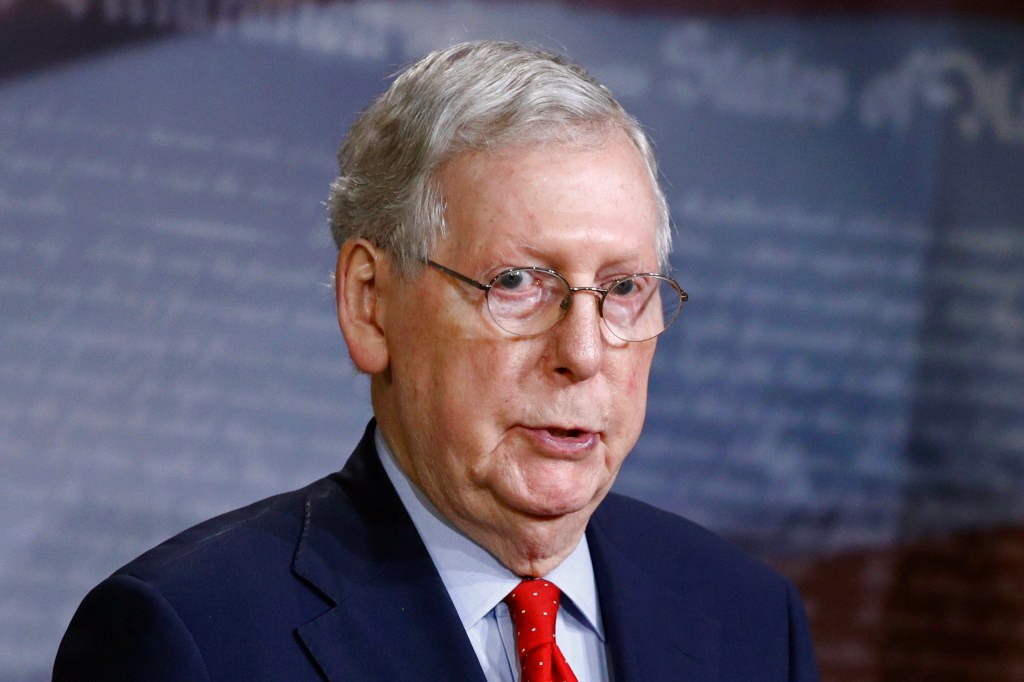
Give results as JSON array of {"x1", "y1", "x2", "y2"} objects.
[
  {"x1": 434, "y1": 127, "x2": 667, "y2": 267},
  {"x1": 432, "y1": 135, "x2": 663, "y2": 271}
]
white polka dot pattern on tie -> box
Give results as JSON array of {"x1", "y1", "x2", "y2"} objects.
[{"x1": 503, "y1": 579, "x2": 579, "y2": 682}]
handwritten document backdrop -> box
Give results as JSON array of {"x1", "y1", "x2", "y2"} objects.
[{"x1": 0, "y1": 2, "x2": 1022, "y2": 679}]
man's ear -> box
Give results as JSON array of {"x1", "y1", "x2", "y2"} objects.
[{"x1": 336, "y1": 239, "x2": 390, "y2": 374}]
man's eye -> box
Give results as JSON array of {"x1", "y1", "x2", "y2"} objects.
[
  {"x1": 495, "y1": 270, "x2": 531, "y2": 290},
  {"x1": 609, "y1": 278, "x2": 638, "y2": 297}
]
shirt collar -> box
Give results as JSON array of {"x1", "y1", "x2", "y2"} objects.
[{"x1": 374, "y1": 427, "x2": 604, "y2": 639}]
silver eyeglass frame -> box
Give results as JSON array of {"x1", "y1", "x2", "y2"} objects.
[{"x1": 426, "y1": 260, "x2": 687, "y2": 342}]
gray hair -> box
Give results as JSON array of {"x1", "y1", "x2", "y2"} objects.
[{"x1": 327, "y1": 40, "x2": 671, "y2": 273}]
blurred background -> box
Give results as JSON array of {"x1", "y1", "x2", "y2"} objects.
[{"x1": 1, "y1": 1, "x2": 1022, "y2": 680}]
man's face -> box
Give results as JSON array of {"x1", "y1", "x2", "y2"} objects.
[{"x1": 374, "y1": 130, "x2": 661, "y2": 554}]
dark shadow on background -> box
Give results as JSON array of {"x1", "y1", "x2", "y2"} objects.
[
  {"x1": 4, "y1": 0, "x2": 1022, "y2": 83},
  {"x1": 0, "y1": 3, "x2": 170, "y2": 81},
  {"x1": 878, "y1": 90, "x2": 1024, "y2": 678}
]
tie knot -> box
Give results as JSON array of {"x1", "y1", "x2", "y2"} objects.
[{"x1": 504, "y1": 579, "x2": 561, "y2": 651}]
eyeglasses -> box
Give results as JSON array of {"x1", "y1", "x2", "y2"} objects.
[{"x1": 427, "y1": 260, "x2": 687, "y2": 342}]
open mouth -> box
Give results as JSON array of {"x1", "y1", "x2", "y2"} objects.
[
  {"x1": 547, "y1": 427, "x2": 584, "y2": 439},
  {"x1": 521, "y1": 425, "x2": 599, "y2": 452}
]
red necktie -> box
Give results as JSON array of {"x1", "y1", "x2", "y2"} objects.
[{"x1": 504, "y1": 579, "x2": 579, "y2": 682}]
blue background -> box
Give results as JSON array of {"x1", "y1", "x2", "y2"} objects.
[{"x1": 1, "y1": 2, "x2": 1022, "y2": 678}]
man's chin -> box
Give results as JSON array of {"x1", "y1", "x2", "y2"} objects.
[{"x1": 504, "y1": 487, "x2": 602, "y2": 521}]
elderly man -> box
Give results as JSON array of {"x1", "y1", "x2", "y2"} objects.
[{"x1": 55, "y1": 41, "x2": 818, "y2": 681}]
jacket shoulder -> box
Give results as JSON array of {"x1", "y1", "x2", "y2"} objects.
[
  {"x1": 592, "y1": 492, "x2": 790, "y2": 595},
  {"x1": 55, "y1": 475, "x2": 345, "y2": 681},
  {"x1": 590, "y1": 493, "x2": 819, "y2": 681},
  {"x1": 116, "y1": 476, "x2": 334, "y2": 585}
]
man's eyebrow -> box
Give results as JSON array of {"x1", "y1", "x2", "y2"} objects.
[
  {"x1": 511, "y1": 238, "x2": 542, "y2": 258},
  {"x1": 497, "y1": 239, "x2": 654, "y2": 270},
  {"x1": 483, "y1": 239, "x2": 542, "y2": 265}
]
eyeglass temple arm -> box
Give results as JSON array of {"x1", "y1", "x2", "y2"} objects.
[{"x1": 426, "y1": 260, "x2": 490, "y2": 291}]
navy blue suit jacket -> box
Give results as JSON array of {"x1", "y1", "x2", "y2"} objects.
[{"x1": 54, "y1": 422, "x2": 819, "y2": 680}]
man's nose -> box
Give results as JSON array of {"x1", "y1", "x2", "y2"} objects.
[{"x1": 549, "y1": 289, "x2": 606, "y2": 381}]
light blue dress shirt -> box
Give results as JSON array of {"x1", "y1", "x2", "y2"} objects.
[{"x1": 375, "y1": 429, "x2": 609, "y2": 681}]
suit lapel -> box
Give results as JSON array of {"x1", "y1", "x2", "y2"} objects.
[
  {"x1": 292, "y1": 423, "x2": 487, "y2": 681},
  {"x1": 287, "y1": 422, "x2": 722, "y2": 680},
  {"x1": 587, "y1": 513, "x2": 722, "y2": 682}
]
